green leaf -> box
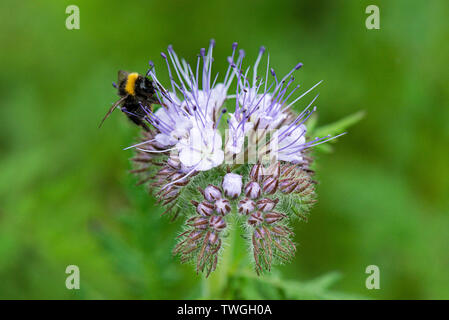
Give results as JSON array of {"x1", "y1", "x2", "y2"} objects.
[
  {"x1": 313, "y1": 110, "x2": 365, "y2": 138},
  {"x1": 300, "y1": 272, "x2": 342, "y2": 290},
  {"x1": 238, "y1": 270, "x2": 364, "y2": 300}
]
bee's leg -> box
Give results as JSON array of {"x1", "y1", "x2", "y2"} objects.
[
  {"x1": 129, "y1": 115, "x2": 150, "y2": 132},
  {"x1": 140, "y1": 122, "x2": 150, "y2": 132},
  {"x1": 121, "y1": 106, "x2": 149, "y2": 132}
]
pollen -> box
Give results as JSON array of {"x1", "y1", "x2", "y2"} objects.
[{"x1": 125, "y1": 72, "x2": 139, "y2": 96}]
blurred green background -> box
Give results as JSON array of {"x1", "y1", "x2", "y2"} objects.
[{"x1": 0, "y1": 0, "x2": 448, "y2": 299}]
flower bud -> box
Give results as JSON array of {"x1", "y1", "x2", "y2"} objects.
[
  {"x1": 256, "y1": 198, "x2": 278, "y2": 212},
  {"x1": 279, "y1": 179, "x2": 299, "y2": 194},
  {"x1": 280, "y1": 164, "x2": 296, "y2": 178},
  {"x1": 208, "y1": 232, "x2": 219, "y2": 245},
  {"x1": 271, "y1": 225, "x2": 289, "y2": 236},
  {"x1": 193, "y1": 201, "x2": 215, "y2": 216},
  {"x1": 266, "y1": 162, "x2": 280, "y2": 179},
  {"x1": 248, "y1": 211, "x2": 264, "y2": 226},
  {"x1": 279, "y1": 178, "x2": 293, "y2": 188},
  {"x1": 245, "y1": 181, "x2": 261, "y2": 199},
  {"x1": 166, "y1": 156, "x2": 181, "y2": 169},
  {"x1": 214, "y1": 198, "x2": 231, "y2": 216},
  {"x1": 254, "y1": 226, "x2": 266, "y2": 239},
  {"x1": 295, "y1": 182, "x2": 311, "y2": 193},
  {"x1": 250, "y1": 163, "x2": 265, "y2": 182},
  {"x1": 204, "y1": 185, "x2": 222, "y2": 202},
  {"x1": 263, "y1": 176, "x2": 278, "y2": 194},
  {"x1": 222, "y1": 173, "x2": 242, "y2": 199},
  {"x1": 189, "y1": 230, "x2": 203, "y2": 242},
  {"x1": 162, "y1": 186, "x2": 179, "y2": 199},
  {"x1": 238, "y1": 198, "x2": 255, "y2": 215},
  {"x1": 158, "y1": 166, "x2": 175, "y2": 176},
  {"x1": 173, "y1": 177, "x2": 189, "y2": 187},
  {"x1": 170, "y1": 172, "x2": 184, "y2": 181},
  {"x1": 264, "y1": 212, "x2": 286, "y2": 224},
  {"x1": 209, "y1": 216, "x2": 226, "y2": 231},
  {"x1": 190, "y1": 216, "x2": 209, "y2": 229}
]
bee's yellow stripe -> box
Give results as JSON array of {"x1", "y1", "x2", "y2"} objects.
[{"x1": 125, "y1": 73, "x2": 139, "y2": 96}]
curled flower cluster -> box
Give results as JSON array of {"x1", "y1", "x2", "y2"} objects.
[
  {"x1": 126, "y1": 40, "x2": 343, "y2": 276},
  {"x1": 243, "y1": 162, "x2": 316, "y2": 274}
]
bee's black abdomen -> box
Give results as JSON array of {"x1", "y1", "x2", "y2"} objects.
[{"x1": 121, "y1": 100, "x2": 150, "y2": 132}]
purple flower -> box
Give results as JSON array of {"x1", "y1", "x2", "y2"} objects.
[{"x1": 123, "y1": 41, "x2": 348, "y2": 277}]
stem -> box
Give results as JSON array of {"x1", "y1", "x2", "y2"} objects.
[
  {"x1": 219, "y1": 220, "x2": 237, "y2": 291},
  {"x1": 203, "y1": 214, "x2": 238, "y2": 299},
  {"x1": 200, "y1": 275, "x2": 210, "y2": 299}
]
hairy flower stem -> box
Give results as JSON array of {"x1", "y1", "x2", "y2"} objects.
[
  {"x1": 200, "y1": 275, "x2": 210, "y2": 299},
  {"x1": 202, "y1": 214, "x2": 241, "y2": 299}
]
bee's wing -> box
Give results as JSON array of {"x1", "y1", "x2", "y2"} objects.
[
  {"x1": 118, "y1": 70, "x2": 129, "y2": 84},
  {"x1": 98, "y1": 95, "x2": 127, "y2": 128}
]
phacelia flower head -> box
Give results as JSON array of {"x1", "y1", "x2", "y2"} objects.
[{"x1": 118, "y1": 40, "x2": 350, "y2": 277}]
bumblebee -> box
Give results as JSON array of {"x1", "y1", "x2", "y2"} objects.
[{"x1": 99, "y1": 70, "x2": 160, "y2": 131}]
